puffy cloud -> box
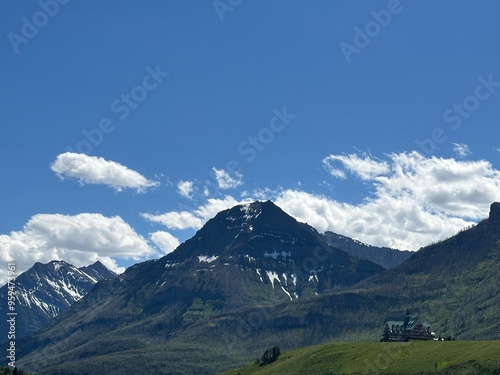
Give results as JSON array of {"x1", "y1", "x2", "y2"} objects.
[
  {"x1": 141, "y1": 195, "x2": 250, "y2": 230},
  {"x1": 147, "y1": 152, "x2": 500, "y2": 251},
  {"x1": 374, "y1": 152, "x2": 498, "y2": 218},
  {"x1": 142, "y1": 211, "x2": 203, "y2": 230},
  {"x1": 213, "y1": 167, "x2": 243, "y2": 190},
  {"x1": 51, "y1": 152, "x2": 159, "y2": 192},
  {"x1": 275, "y1": 189, "x2": 468, "y2": 251},
  {"x1": 195, "y1": 196, "x2": 246, "y2": 219},
  {"x1": 0, "y1": 213, "x2": 155, "y2": 284},
  {"x1": 276, "y1": 151, "x2": 500, "y2": 249},
  {"x1": 453, "y1": 143, "x2": 472, "y2": 158},
  {"x1": 149, "y1": 231, "x2": 180, "y2": 255},
  {"x1": 323, "y1": 153, "x2": 390, "y2": 180},
  {"x1": 177, "y1": 180, "x2": 194, "y2": 199}
]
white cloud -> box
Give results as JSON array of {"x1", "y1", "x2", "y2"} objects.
[
  {"x1": 277, "y1": 151, "x2": 500, "y2": 249},
  {"x1": 453, "y1": 143, "x2": 472, "y2": 158},
  {"x1": 149, "y1": 231, "x2": 180, "y2": 255},
  {"x1": 274, "y1": 189, "x2": 467, "y2": 251},
  {"x1": 0, "y1": 213, "x2": 156, "y2": 284},
  {"x1": 144, "y1": 152, "x2": 500, "y2": 252},
  {"x1": 142, "y1": 211, "x2": 203, "y2": 230},
  {"x1": 141, "y1": 195, "x2": 251, "y2": 230},
  {"x1": 213, "y1": 167, "x2": 243, "y2": 190},
  {"x1": 51, "y1": 152, "x2": 159, "y2": 192},
  {"x1": 323, "y1": 153, "x2": 390, "y2": 180},
  {"x1": 177, "y1": 180, "x2": 194, "y2": 199}
]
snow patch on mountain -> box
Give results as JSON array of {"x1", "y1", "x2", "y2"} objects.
[
  {"x1": 265, "y1": 270, "x2": 280, "y2": 288},
  {"x1": 280, "y1": 285, "x2": 293, "y2": 300},
  {"x1": 53, "y1": 262, "x2": 63, "y2": 271},
  {"x1": 198, "y1": 255, "x2": 218, "y2": 263},
  {"x1": 263, "y1": 251, "x2": 291, "y2": 259},
  {"x1": 308, "y1": 274, "x2": 319, "y2": 283},
  {"x1": 244, "y1": 254, "x2": 256, "y2": 263},
  {"x1": 256, "y1": 268, "x2": 264, "y2": 282},
  {"x1": 240, "y1": 203, "x2": 262, "y2": 220}
]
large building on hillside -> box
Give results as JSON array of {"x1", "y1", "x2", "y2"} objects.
[{"x1": 381, "y1": 309, "x2": 435, "y2": 341}]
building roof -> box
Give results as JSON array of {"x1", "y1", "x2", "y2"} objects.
[{"x1": 386, "y1": 319, "x2": 432, "y2": 330}]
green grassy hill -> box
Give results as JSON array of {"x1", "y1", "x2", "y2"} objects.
[{"x1": 220, "y1": 341, "x2": 500, "y2": 375}]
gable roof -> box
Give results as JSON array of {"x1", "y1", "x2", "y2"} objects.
[{"x1": 386, "y1": 319, "x2": 432, "y2": 330}]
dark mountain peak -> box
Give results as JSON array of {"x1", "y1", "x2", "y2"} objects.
[
  {"x1": 220, "y1": 200, "x2": 300, "y2": 230},
  {"x1": 79, "y1": 261, "x2": 117, "y2": 280},
  {"x1": 159, "y1": 200, "x2": 383, "y2": 294},
  {"x1": 30, "y1": 260, "x2": 79, "y2": 279},
  {"x1": 167, "y1": 200, "x2": 317, "y2": 263},
  {"x1": 221, "y1": 199, "x2": 289, "y2": 219},
  {"x1": 489, "y1": 202, "x2": 500, "y2": 222},
  {"x1": 33, "y1": 259, "x2": 70, "y2": 270}
]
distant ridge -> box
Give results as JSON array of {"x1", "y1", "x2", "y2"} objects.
[
  {"x1": 0, "y1": 260, "x2": 116, "y2": 338},
  {"x1": 323, "y1": 231, "x2": 412, "y2": 269}
]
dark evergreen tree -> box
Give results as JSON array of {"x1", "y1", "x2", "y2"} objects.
[{"x1": 258, "y1": 346, "x2": 281, "y2": 366}]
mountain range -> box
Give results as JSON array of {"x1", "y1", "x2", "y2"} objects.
[
  {"x1": 0, "y1": 260, "x2": 116, "y2": 339},
  {"x1": 7, "y1": 201, "x2": 500, "y2": 375},
  {"x1": 322, "y1": 231, "x2": 412, "y2": 269}
]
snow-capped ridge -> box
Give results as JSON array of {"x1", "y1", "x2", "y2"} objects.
[
  {"x1": 0, "y1": 259, "x2": 117, "y2": 338},
  {"x1": 198, "y1": 255, "x2": 218, "y2": 263}
]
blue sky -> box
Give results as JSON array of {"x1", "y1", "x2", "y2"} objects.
[{"x1": 2, "y1": 1, "x2": 500, "y2": 281}]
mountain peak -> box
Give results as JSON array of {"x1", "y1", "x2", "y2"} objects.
[
  {"x1": 79, "y1": 261, "x2": 117, "y2": 280},
  {"x1": 489, "y1": 202, "x2": 500, "y2": 222},
  {"x1": 167, "y1": 200, "x2": 303, "y2": 262},
  {"x1": 32, "y1": 259, "x2": 72, "y2": 273},
  {"x1": 228, "y1": 200, "x2": 281, "y2": 217},
  {"x1": 163, "y1": 200, "x2": 382, "y2": 286},
  {"x1": 0, "y1": 259, "x2": 116, "y2": 339},
  {"x1": 223, "y1": 200, "x2": 300, "y2": 231}
]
